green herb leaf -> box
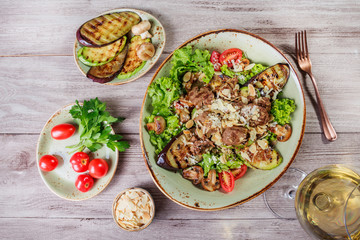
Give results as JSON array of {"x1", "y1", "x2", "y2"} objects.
[{"x1": 67, "y1": 98, "x2": 130, "y2": 153}]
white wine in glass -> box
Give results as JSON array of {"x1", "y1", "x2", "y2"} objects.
[{"x1": 295, "y1": 164, "x2": 360, "y2": 240}]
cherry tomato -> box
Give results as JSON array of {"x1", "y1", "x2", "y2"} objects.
[
  {"x1": 231, "y1": 165, "x2": 248, "y2": 180},
  {"x1": 210, "y1": 51, "x2": 221, "y2": 71},
  {"x1": 75, "y1": 174, "x2": 94, "y2": 192},
  {"x1": 219, "y1": 171, "x2": 235, "y2": 192},
  {"x1": 219, "y1": 48, "x2": 243, "y2": 68},
  {"x1": 51, "y1": 123, "x2": 76, "y2": 140},
  {"x1": 70, "y1": 152, "x2": 90, "y2": 172},
  {"x1": 39, "y1": 155, "x2": 58, "y2": 172},
  {"x1": 88, "y1": 158, "x2": 109, "y2": 179}
]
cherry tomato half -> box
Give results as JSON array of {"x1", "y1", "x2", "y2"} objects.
[
  {"x1": 70, "y1": 152, "x2": 90, "y2": 172},
  {"x1": 51, "y1": 123, "x2": 76, "y2": 140},
  {"x1": 219, "y1": 171, "x2": 235, "y2": 193},
  {"x1": 219, "y1": 48, "x2": 243, "y2": 68},
  {"x1": 231, "y1": 165, "x2": 248, "y2": 180},
  {"x1": 210, "y1": 51, "x2": 221, "y2": 71},
  {"x1": 39, "y1": 155, "x2": 58, "y2": 172},
  {"x1": 88, "y1": 158, "x2": 109, "y2": 179},
  {"x1": 75, "y1": 174, "x2": 94, "y2": 192}
]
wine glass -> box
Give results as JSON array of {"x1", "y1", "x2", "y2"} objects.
[
  {"x1": 344, "y1": 182, "x2": 360, "y2": 239},
  {"x1": 264, "y1": 164, "x2": 360, "y2": 239}
]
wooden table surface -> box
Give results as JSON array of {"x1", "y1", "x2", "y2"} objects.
[{"x1": 1, "y1": 0, "x2": 359, "y2": 239}]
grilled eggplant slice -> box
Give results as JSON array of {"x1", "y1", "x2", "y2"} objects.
[
  {"x1": 76, "y1": 12, "x2": 140, "y2": 47},
  {"x1": 157, "y1": 132, "x2": 201, "y2": 170},
  {"x1": 78, "y1": 36, "x2": 126, "y2": 67},
  {"x1": 87, "y1": 45, "x2": 128, "y2": 83},
  {"x1": 117, "y1": 36, "x2": 150, "y2": 79},
  {"x1": 247, "y1": 63, "x2": 290, "y2": 98}
]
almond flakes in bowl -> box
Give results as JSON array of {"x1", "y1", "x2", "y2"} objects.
[{"x1": 112, "y1": 188, "x2": 155, "y2": 231}]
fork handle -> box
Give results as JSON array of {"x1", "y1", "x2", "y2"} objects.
[{"x1": 308, "y1": 73, "x2": 337, "y2": 141}]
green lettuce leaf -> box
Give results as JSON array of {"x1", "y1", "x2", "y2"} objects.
[{"x1": 220, "y1": 64, "x2": 235, "y2": 78}]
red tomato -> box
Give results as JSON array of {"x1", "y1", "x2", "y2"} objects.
[
  {"x1": 219, "y1": 48, "x2": 243, "y2": 68},
  {"x1": 210, "y1": 51, "x2": 221, "y2": 71},
  {"x1": 75, "y1": 174, "x2": 94, "y2": 192},
  {"x1": 39, "y1": 155, "x2": 58, "y2": 172},
  {"x1": 219, "y1": 171, "x2": 235, "y2": 192},
  {"x1": 88, "y1": 158, "x2": 109, "y2": 179},
  {"x1": 231, "y1": 165, "x2": 248, "y2": 180},
  {"x1": 70, "y1": 152, "x2": 90, "y2": 172},
  {"x1": 51, "y1": 123, "x2": 76, "y2": 140}
]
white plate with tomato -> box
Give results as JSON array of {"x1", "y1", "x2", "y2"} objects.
[{"x1": 36, "y1": 104, "x2": 119, "y2": 201}]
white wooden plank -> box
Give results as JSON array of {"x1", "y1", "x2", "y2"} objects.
[
  {"x1": 0, "y1": 133, "x2": 358, "y2": 220},
  {"x1": 0, "y1": 0, "x2": 359, "y2": 55},
  {"x1": 0, "y1": 218, "x2": 310, "y2": 240},
  {"x1": 0, "y1": 53, "x2": 359, "y2": 134}
]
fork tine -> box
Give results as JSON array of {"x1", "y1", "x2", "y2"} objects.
[
  {"x1": 295, "y1": 32, "x2": 298, "y2": 60},
  {"x1": 301, "y1": 31, "x2": 306, "y2": 60},
  {"x1": 304, "y1": 30, "x2": 309, "y2": 58},
  {"x1": 298, "y1": 32, "x2": 302, "y2": 59}
]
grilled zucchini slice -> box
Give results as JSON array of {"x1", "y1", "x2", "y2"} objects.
[
  {"x1": 117, "y1": 36, "x2": 150, "y2": 79},
  {"x1": 87, "y1": 45, "x2": 128, "y2": 84},
  {"x1": 240, "y1": 143, "x2": 282, "y2": 170},
  {"x1": 76, "y1": 12, "x2": 140, "y2": 47},
  {"x1": 78, "y1": 36, "x2": 127, "y2": 67}
]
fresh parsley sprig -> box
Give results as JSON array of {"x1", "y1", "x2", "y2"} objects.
[{"x1": 67, "y1": 98, "x2": 130, "y2": 153}]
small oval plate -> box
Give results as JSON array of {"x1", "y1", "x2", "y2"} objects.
[
  {"x1": 74, "y1": 8, "x2": 166, "y2": 85},
  {"x1": 36, "y1": 104, "x2": 119, "y2": 200}
]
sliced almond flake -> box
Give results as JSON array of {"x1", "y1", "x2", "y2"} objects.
[
  {"x1": 127, "y1": 190, "x2": 140, "y2": 200},
  {"x1": 249, "y1": 144, "x2": 257, "y2": 154},
  {"x1": 257, "y1": 139, "x2": 268, "y2": 150},
  {"x1": 244, "y1": 63, "x2": 255, "y2": 71},
  {"x1": 240, "y1": 151, "x2": 251, "y2": 161}
]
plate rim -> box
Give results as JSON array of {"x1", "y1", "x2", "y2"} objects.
[
  {"x1": 73, "y1": 8, "x2": 166, "y2": 86},
  {"x1": 139, "y1": 29, "x2": 306, "y2": 211},
  {"x1": 36, "y1": 103, "x2": 119, "y2": 201}
]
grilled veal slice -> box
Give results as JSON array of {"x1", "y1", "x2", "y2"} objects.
[
  {"x1": 117, "y1": 36, "x2": 150, "y2": 79},
  {"x1": 77, "y1": 36, "x2": 126, "y2": 67},
  {"x1": 76, "y1": 11, "x2": 140, "y2": 47},
  {"x1": 87, "y1": 45, "x2": 128, "y2": 84}
]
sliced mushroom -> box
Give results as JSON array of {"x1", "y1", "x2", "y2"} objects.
[
  {"x1": 182, "y1": 166, "x2": 204, "y2": 185},
  {"x1": 131, "y1": 20, "x2": 152, "y2": 39},
  {"x1": 146, "y1": 116, "x2": 166, "y2": 135},
  {"x1": 154, "y1": 116, "x2": 166, "y2": 134},
  {"x1": 136, "y1": 42, "x2": 155, "y2": 61},
  {"x1": 201, "y1": 169, "x2": 220, "y2": 192},
  {"x1": 270, "y1": 124, "x2": 292, "y2": 142}
]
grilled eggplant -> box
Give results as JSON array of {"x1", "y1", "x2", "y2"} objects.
[
  {"x1": 87, "y1": 45, "x2": 128, "y2": 83},
  {"x1": 76, "y1": 12, "x2": 140, "y2": 47},
  {"x1": 117, "y1": 36, "x2": 150, "y2": 79},
  {"x1": 78, "y1": 36, "x2": 126, "y2": 67},
  {"x1": 247, "y1": 63, "x2": 290, "y2": 98}
]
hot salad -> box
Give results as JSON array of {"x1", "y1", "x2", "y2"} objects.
[{"x1": 146, "y1": 46, "x2": 296, "y2": 193}]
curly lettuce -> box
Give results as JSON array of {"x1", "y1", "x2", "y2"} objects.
[
  {"x1": 148, "y1": 76, "x2": 182, "y2": 117},
  {"x1": 220, "y1": 64, "x2": 235, "y2": 78},
  {"x1": 271, "y1": 98, "x2": 296, "y2": 125},
  {"x1": 170, "y1": 45, "x2": 214, "y2": 83}
]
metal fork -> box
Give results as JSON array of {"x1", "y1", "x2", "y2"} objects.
[{"x1": 295, "y1": 30, "x2": 337, "y2": 141}]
